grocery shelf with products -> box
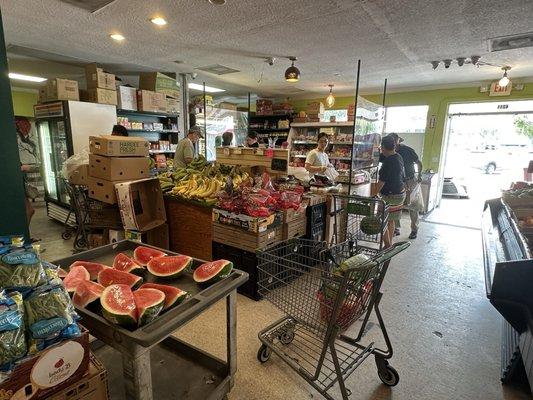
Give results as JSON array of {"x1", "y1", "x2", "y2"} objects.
[{"x1": 249, "y1": 102, "x2": 293, "y2": 145}]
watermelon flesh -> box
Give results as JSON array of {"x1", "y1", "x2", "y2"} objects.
[
  {"x1": 133, "y1": 246, "x2": 167, "y2": 266},
  {"x1": 113, "y1": 253, "x2": 144, "y2": 275},
  {"x1": 193, "y1": 260, "x2": 233, "y2": 283},
  {"x1": 70, "y1": 261, "x2": 109, "y2": 281},
  {"x1": 63, "y1": 265, "x2": 90, "y2": 292},
  {"x1": 72, "y1": 280, "x2": 105, "y2": 308},
  {"x1": 98, "y1": 268, "x2": 143, "y2": 289},
  {"x1": 147, "y1": 255, "x2": 192, "y2": 279},
  {"x1": 140, "y1": 283, "x2": 187, "y2": 310},
  {"x1": 134, "y1": 288, "x2": 165, "y2": 327},
  {"x1": 101, "y1": 284, "x2": 137, "y2": 327}
]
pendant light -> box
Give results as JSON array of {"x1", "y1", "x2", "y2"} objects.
[
  {"x1": 285, "y1": 57, "x2": 300, "y2": 82},
  {"x1": 499, "y1": 66, "x2": 511, "y2": 87},
  {"x1": 325, "y1": 84, "x2": 335, "y2": 108}
]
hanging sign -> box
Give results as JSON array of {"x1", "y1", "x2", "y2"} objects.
[{"x1": 489, "y1": 81, "x2": 512, "y2": 96}]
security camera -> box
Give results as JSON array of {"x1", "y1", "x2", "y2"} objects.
[
  {"x1": 266, "y1": 57, "x2": 276, "y2": 66},
  {"x1": 191, "y1": 72, "x2": 198, "y2": 80},
  {"x1": 443, "y1": 59, "x2": 452, "y2": 69},
  {"x1": 470, "y1": 55, "x2": 481, "y2": 66},
  {"x1": 431, "y1": 61, "x2": 440, "y2": 70},
  {"x1": 456, "y1": 57, "x2": 466, "y2": 67}
]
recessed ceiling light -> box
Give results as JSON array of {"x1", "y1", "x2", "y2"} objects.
[
  {"x1": 8, "y1": 73, "x2": 47, "y2": 82},
  {"x1": 150, "y1": 17, "x2": 167, "y2": 26},
  {"x1": 110, "y1": 33, "x2": 125, "y2": 42},
  {"x1": 188, "y1": 83, "x2": 225, "y2": 93},
  {"x1": 208, "y1": 0, "x2": 226, "y2": 5}
]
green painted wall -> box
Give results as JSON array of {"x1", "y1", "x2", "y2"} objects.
[
  {"x1": 11, "y1": 90, "x2": 38, "y2": 117},
  {"x1": 291, "y1": 84, "x2": 533, "y2": 171}
]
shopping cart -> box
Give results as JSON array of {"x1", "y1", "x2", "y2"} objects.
[
  {"x1": 256, "y1": 238, "x2": 410, "y2": 400},
  {"x1": 331, "y1": 194, "x2": 389, "y2": 249},
  {"x1": 63, "y1": 179, "x2": 91, "y2": 251}
]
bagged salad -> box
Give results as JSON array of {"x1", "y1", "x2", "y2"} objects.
[
  {"x1": 0, "y1": 244, "x2": 46, "y2": 291},
  {"x1": 0, "y1": 291, "x2": 26, "y2": 372}
]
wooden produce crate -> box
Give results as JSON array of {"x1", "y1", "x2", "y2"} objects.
[
  {"x1": 216, "y1": 147, "x2": 289, "y2": 174},
  {"x1": 212, "y1": 208, "x2": 282, "y2": 233},
  {"x1": 165, "y1": 197, "x2": 212, "y2": 260},
  {"x1": 283, "y1": 203, "x2": 308, "y2": 223},
  {"x1": 212, "y1": 222, "x2": 282, "y2": 253},
  {"x1": 283, "y1": 217, "x2": 307, "y2": 240}
]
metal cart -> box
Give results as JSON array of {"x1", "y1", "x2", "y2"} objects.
[
  {"x1": 256, "y1": 238, "x2": 409, "y2": 400},
  {"x1": 331, "y1": 194, "x2": 389, "y2": 249},
  {"x1": 62, "y1": 179, "x2": 91, "y2": 250}
]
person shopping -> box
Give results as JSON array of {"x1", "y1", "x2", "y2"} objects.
[
  {"x1": 305, "y1": 132, "x2": 333, "y2": 175},
  {"x1": 246, "y1": 131, "x2": 259, "y2": 148},
  {"x1": 174, "y1": 126, "x2": 203, "y2": 168},
  {"x1": 375, "y1": 135, "x2": 406, "y2": 248}
]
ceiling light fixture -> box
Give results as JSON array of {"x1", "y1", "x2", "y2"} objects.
[
  {"x1": 325, "y1": 84, "x2": 335, "y2": 108},
  {"x1": 188, "y1": 82, "x2": 225, "y2": 93},
  {"x1": 285, "y1": 57, "x2": 300, "y2": 82},
  {"x1": 499, "y1": 66, "x2": 511, "y2": 87},
  {"x1": 8, "y1": 73, "x2": 47, "y2": 82},
  {"x1": 150, "y1": 17, "x2": 167, "y2": 26},
  {"x1": 208, "y1": 0, "x2": 226, "y2": 4},
  {"x1": 431, "y1": 61, "x2": 440, "y2": 70},
  {"x1": 110, "y1": 33, "x2": 125, "y2": 41}
]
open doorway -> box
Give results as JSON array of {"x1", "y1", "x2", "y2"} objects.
[{"x1": 425, "y1": 100, "x2": 533, "y2": 229}]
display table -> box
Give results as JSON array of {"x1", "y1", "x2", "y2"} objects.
[{"x1": 165, "y1": 197, "x2": 213, "y2": 261}]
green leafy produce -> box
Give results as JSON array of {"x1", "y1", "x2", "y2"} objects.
[
  {"x1": 0, "y1": 291, "x2": 26, "y2": 369},
  {"x1": 0, "y1": 249, "x2": 46, "y2": 289},
  {"x1": 25, "y1": 285, "x2": 74, "y2": 328}
]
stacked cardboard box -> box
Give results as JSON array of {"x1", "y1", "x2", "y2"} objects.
[
  {"x1": 282, "y1": 202, "x2": 308, "y2": 240},
  {"x1": 39, "y1": 78, "x2": 80, "y2": 103},
  {"x1": 139, "y1": 72, "x2": 181, "y2": 113},
  {"x1": 84, "y1": 63, "x2": 117, "y2": 106},
  {"x1": 137, "y1": 90, "x2": 167, "y2": 113},
  {"x1": 307, "y1": 102, "x2": 324, "y2": 122},
  {"x1": 117, "y1": 85, "x2": 138, "y2": 111},
  {"x1": 348, "y1": 103, "x2": 356, "y2": 121},
  {"x1": 256, "y1": 99, "x2": 273, "y2": 115}
]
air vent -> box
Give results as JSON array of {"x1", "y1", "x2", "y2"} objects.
[
  {"x1": 59, "y1": 0, "x2": 116, "y2": 12},
  {"x1": 196, "y1": 64, "x2": 240, "y2": 75},
  {"x1": 489, "y1": 32, "x2": 533, "y2": 52}
]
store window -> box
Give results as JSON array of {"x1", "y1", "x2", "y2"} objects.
[
  {"x1": 321, "y1": 109, "x2": 348, "y2": 122},
  {"x1": 384, "y1": 105, "x2": 429, "y2": 160}
]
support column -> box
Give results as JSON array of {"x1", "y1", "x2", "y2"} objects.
[{"x1": 0, "y1": 8, "x2": 30, "y2": 239}]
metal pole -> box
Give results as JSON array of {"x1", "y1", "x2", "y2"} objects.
[
  {"x1": 382, "y1": 78, "x2": 388, "y2": 134},
  {"x1": 179, "y1": 73, "x2": 189, "y2": 139},
  {"x1": 347, "y1": 59, "x2": 361, "y2": 195},
  {"x1": 247, "y1": 92, "x2": 251, "y2": 134},
  {"x1": 203, "y1": 82, "x2": 207, "y2": 157}
]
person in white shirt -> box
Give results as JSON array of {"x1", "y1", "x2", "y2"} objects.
[
  {"x1": 174, "y1": 126, "x2": 203, "y2": 168},
  {"x1": 305, "y1": 132, "x2": 332, "y2": 175}
]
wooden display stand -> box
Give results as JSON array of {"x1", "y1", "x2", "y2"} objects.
[{"x1": 215, "y1": 147, "x2": 289, "y2": 176}]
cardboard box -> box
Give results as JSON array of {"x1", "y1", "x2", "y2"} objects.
[
  {"x1": 212, "y1": 222, "x2": 282, "y2": 252},
  {"x1": 307, "y1": 101, "x2": 324, "y2": 114},
  {"x1": 87, "y1": 176, "x2": 123, "y2": 204},
  {"x1": 137, "y1": 90, "x2": 167, "y2": 113},
  {"x1": 212, "y1": 208, "x2": 282, "y2": 233},
  {"x1": 0, "y1": 330, "x2": 89, "y2": 400},
  {"x1": 85, "y1": 63, "x2": 115, "y2": 90},
  {"x1": 86, "y1": 88, "x2": 117, "y2": 106},
  {"x1": 89, "y1": 136, "x2": 150, "y2": 157},
  {"x1": 166, "y1": 96, "x2": 180, "y2": 114},
  {"x1": 89, "y1": 154, "x2": 150, "y2": 181},
  {"x1": 68, "y1": 164, "x2": 89, "y2": 185},
  {"x1": 87, "y1": 200, "x2": 123, "y2": 228},
  {"x1": 282, "y1": 217, "x2": 307, "y2": 240},
  {"x1": 88, "y1": 231, "x2": 109, "y2": 248},
  {"x1": 108, "y1": 229, "x2": 125, "y2": 244},
  {"x1": 46, "y1": 78, "x2": 80, "y2": 101},
  {"x1": 49, "y1": 354, "x2": 109, "y2": 400},
  {"x1": 139, "y1": 72, "x2": 180, "y2": 99},
  {"x1": 116, "y1": 178, "x2": 167, "y2": 231},
  {"x1": 117, "y1": 86, "x2": 138, "y2": 111},
  {"x1": 218, "y1": 102, "x2": 237, "y2": 111},
  {"x1": 125, "y1": 224, "x2": 169, "y2": 249},
  {"x1": 38, "y1": 87, "x2": 48, "y2": 103},
  {"x1": 283, "y1": 203, "x2": 308, "y2": 223}
]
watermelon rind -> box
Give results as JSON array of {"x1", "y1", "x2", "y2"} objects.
[
  {"x1": 98, "y1": 268, "x2": 143, "y2": 289},
  {"x1": 193, "y1": 260, "x2": 233, "y2": 283},
  {"x1": 101, "y1": 284, "x2": 137, "y2": 327},
  {"x1": 360, "y1": 216, "x2": 382, "y2": 235},
  {"x1": 140, "y1": 283, "x2": 188, "y2": 310},
  {"x1": 113, "y1": 253, "x2": 145, "y2": 275},
  {"x1": 64, "y1": 265, "x2": 90, "y2": 292},
  {"x1": 133, "y1": 246, "x2": 167, "y2": 266},
  {"x1": 134, "y1": 288, "x2": 165, "y2": 327},
  {"x1": 147, "y1": 255, "x2": 192, "y2": 279},
  {"x1": 70, "y1": 261, "x2": 110, "y2": 281},
  {"x1": 72, "y1": 280, "x2": 105, "y2": 308}
]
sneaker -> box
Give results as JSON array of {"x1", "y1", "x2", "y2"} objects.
[
  {"x1": 394, "y1": 228, "x2": 401, "y2": 237},
  {"x1": 408, "y1": 231, "x2": 418, "y2": 239}
]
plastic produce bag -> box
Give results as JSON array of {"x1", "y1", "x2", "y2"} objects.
[
  {"x1": 0, "y1": 245, "x2": 47, "y2": 291},
  {"x1": 61, "y1": 149, "x2": 89, "y2": 179},
  {"x1": 0, "y1": 291, "x2": 26, "y2": 372},
  {"x1": 325, "y1": 165, "x2": 339, "y2": 182}
]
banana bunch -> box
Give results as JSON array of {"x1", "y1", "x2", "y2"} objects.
[
  {"x1": 170, "y1": 174, "x2": 224, "y2": 205},
  {"x1": 187, "y1": 154, "x2": 209, "y2": 171}
]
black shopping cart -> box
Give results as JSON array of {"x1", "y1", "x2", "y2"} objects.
[
  {"x1": 63, "y1": 179, "x2": 91, "y2": 251},
  {"x1": 256, "y1": 238, "x2": 409, "y2": 400}
]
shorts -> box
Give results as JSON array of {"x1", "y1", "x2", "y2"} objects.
[{"x1": 382, "y1": 192, "x2": 406, "y2": 222}]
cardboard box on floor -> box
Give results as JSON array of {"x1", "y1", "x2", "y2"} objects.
[
  {"x1": 68, "y1": 164, "x2": 89, "y2": 185},
  {"x1": 89, "y1": 154, "x2": 150, "y2": 181},
  {"x1": 137, "y1": 90, "x2": 167, "y2": 113},
  {"x1": 139, "y1": 72, "x2": 180, "y2": 99},
  {"x1": 116, "y1": 178, "x2": 167, "y2": 231},
  {"x1": 87, "y1": 176, "x2": 124, "y2": 204},
  {"x1": 118, "y1": 86, "x2": 138, "y2": 111},
  {"x1": 89, "y1": 136, "x2": 150, "y2": 157},
  {"x1": 85, "y1": 63, "x2": 116, "y2": 90},
  {"x1": 44, "y1": 78, "x2": 80, "y2": 102}
]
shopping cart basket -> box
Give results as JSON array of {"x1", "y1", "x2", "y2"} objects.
[
  {"x1": 331, "y1": 194, "x2": 389, "y2": 249},
  {"x1": 256, "y1": 238, "x2": 410, "y2": 400},
  {"x1": 63, "y1": 179, "x2": 91, "y2": 251}
]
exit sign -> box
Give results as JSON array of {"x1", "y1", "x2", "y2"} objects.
[{"x1": 489, "y1": 81, "x2": 512, "y2": 96}]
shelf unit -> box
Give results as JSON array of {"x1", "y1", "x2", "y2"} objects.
[{"x1": 249, "y1": 112, "x2": 293, "y2": 146}]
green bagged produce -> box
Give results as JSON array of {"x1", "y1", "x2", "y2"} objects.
[
  {"x1": 0, "y1": 291, "x2": 26, "y2": 371},
  {"x1": 0, "y1": 245, "x2": 46, "y2": 290}
]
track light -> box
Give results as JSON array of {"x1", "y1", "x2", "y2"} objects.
[
  {"x1": 499, "y1": 67, "x2": 511, "y2": 87},
  {"x1": 431, "y1": 61, "x2": 440, "y2": 70},
  {"x1": 443, "y1": 59, "x2": 452, "y2": 69},
  {"x1": 284, "y1": 57, "x2": 300, "y2": 82},
  {"x1": 456, "y1": 57, "x2": 466, "y2": 67},
  {"x1": 471, "y1": 55, "x2": 481, "y2": 65},
  {"x1": 325, "y1": 85, "x2": 335, "y2": 108}
]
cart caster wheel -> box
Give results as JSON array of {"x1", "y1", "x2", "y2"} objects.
[
  {"x1": 279, "y1": 331, "x2": 294, "y2": 345},
  {"x1": 74, "y1": 238, "x2": 87, "y2": 250},
  {"x1": 378, "y1": 365, "x2": 399, "y2": 387},
  {"x1": 257, "y1": 345, "x2": 271, "y2": 363},
  {"x1": 62, "y1": 232, "x2": 72, "y2": 240}
]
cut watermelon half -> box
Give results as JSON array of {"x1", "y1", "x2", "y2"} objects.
[
  {"x1": 147, "y1": 255, "x2": 192, "y2": 279},
  {"x1": 134, "y1": 288, "x2": 165, "y2": 327},
  {"x1": 140, "y1": 283, "x2": 187, "y2": 310},
  {"x1": 98, "y1": 268, "x2": 143, "y2": 289},
  {"x1": 63, "y1": 265, "x2": 90, "y2": 292},
  {"x1": 113, "y1": 253, "x2": 144, "y2": 275},
  {"x1": 193, "y1": 260, "x2": 233, "y2": 284},
  {"x1": 70, "y1": 261, "x2": 110, "y2": 281},
  {"x1": 101, "y1": 284, "x2": 137, "y2": 327},
  {"x1": 133, "y1": 246, "x2": 167, "y2": 266},
  {"x1": 72, "y1": 280, "x2": 105, "y2": 308}
]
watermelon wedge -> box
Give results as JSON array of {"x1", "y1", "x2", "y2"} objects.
[
  {"x1": 72, "y1": 280, "x2": 105, "y2": 308},
  {"x1": 133, "y1": 288, "x2": 165, "y2": 327},
  {"x1": 147, "y1": 255, "x2": 192, "y2": 279},
  {"x1": 113, "y1": 253, "x2": 144, "y2": 275},
  {"x1": 63, "y1": 265, "x2": 90, "y2": 292},
  {"x1": 70, "y1": 261, "x2": 110, "y2": 281},
  {"x1": 57, "y1": 268, "x2": 68, "y2": 278},
  {"x1": 98, "y1": 268, "x2": 143, "y2": 289},
  {"x1": 133, "y1": 246, "x2": 167, "y2": 266},
  {"x1": 193, "y1": 260, "x2": 233, "y2": 284},
  {"x1": 140, "y1": 283, "x2": 187, "y2": 310},
  {"x1": 101, "y1": 284, "x2": 137, "y2": 327}
]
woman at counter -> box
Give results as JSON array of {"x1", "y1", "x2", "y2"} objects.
[{"x1": 305, "y1": 132, "x2": 333, "y2": 175}]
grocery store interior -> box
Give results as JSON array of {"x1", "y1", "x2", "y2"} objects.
[{"x1": 1, "y1": 1, "x2": 533, "y2": 400}]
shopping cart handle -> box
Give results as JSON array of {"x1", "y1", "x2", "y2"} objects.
[{"x1": 373, "y1": 241, "x2": 411, "y2": 264}]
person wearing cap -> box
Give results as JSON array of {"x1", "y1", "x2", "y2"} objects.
[
  {"x1": 376, "y1": 135, "x2": 406, "y2": 248},
  {"x1": 174, "y1": 126, "x2": 203, "y2": 168},
  {"x1": 246, "y1": 131, "x2": 259, "y2": 148},
  {"x1": 386, "y1": 133, "x2": 424, "y2": 239}
]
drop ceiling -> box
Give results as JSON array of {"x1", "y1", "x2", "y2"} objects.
[{"x1": 1, "y1": 0, "x2": 533, "y2": 98}]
